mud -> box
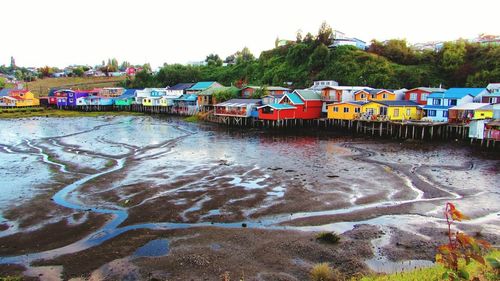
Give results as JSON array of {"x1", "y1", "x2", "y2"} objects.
[{"x1": 0, "y1": 116, "x2": 498, "y2": 280}]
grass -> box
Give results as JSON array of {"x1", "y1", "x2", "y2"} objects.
[
  {"x1": 184, "y1": 115, "x2": 200, "y2": 122},
  {"x1": 0, "y1": 107, "x2": 142, "y2": 119},
  {"x1": 359, "y1": 250, "x2": 500, "y2": 281},
  {"x1": 24, "y1": 76, "x2": 126, "y2": 97},
  {"x1": 316, "y1": 232, "x2": 341, "y2": 244},
  {"x1": 310, "y1": 263, "x2": 345, "y2": 281}
]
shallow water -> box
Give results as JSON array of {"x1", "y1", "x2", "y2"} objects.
[{"x1": 0, "y1": 116, "x2": 498, "y2": 275}]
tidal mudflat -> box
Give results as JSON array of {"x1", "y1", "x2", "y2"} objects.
[{"x1": 0, "y1": 116, "x2": 498, "y2": 280}]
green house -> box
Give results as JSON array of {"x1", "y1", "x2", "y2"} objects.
[{"x1": 114, "y1": 89, "x2": 137, "y2": 106}]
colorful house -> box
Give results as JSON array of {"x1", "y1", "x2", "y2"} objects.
[
  {"x1": 214, "y1": 99, "x2": 261, "y2": 117},
  {"x1": 240, "y1": 86, "x2": 290, "y2": 98},
  {"x1": 114, "y1": 89, "x2": 137, "y2": 106},
  {"x1": 326, "y1": 101, "x2": 366, "y2": 120},
  {"x1": 448, "y1": 103, "x2": 492, "y2": 123},
  {"x1": 186, "y1": 81, "x2": 223, "y2": 95},
  {"x1": 258, "y1": 90, "x2": 322, "y2": 120},
  {"x1": 0, "y1": 96, "x2": 18, "y2": 107},
  {"x1": 66, "y1": 90, "x2": 90, "y2": 107},
  {"x1": 262, "y1": 94, "x2": 285, "y2": 105},
  {"x1": 198, "y1": 86, "x2": 240, "y2": 110},
  {"x1": 354, "y1": 89, "x2": 397, "y2": 102},
  {"x1": 405, "y1": 87, "x2": 446, "y2": 105},
  {"x1": 173, "y1": 94, "x2": 198, "y2": 115},
  {"x1": 423, "y1": 88, "x2": 479, "y2": 122},
  {"x1": 99, "y1": 87, "x2": 125, "y2": 97},
  {"x1": 8, "y1": 90, "x2": 40, "y2": 107},
  {"x1": 166, "y1": 83, "x2": 195, "y2": 96},
  {"x1": 481, "y1": 83, "x2": 500, "y2": 104},
  {"x1": 135, "y1": 88, "x2": 167, "y2": 106},
  {"x1": 360, "y1": 101, "x2": 422, "y2": 121}
]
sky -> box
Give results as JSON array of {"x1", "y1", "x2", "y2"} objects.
[{"x1": 2, "y1": 0, "x2": 499, "y2": 69}]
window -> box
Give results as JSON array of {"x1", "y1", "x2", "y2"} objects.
[
  {"x1": 383, "y1": 94, "x2": 387, "y2": 99},
  {"x1": 366, "y1": 108, "x2": 375, "y2": 115},
  {"x1": 343, "y1": 107, "x2": 349, "y2": 113},
  {"x1": 443, "y1": 111, "x2": 448, "y2": 117},
  {"x1": 354, "y1": 107, "x2": 360, "y2": 113},
  {"x1": 421, "y1": 93, "x2": 429, "y2": 101},
  {"x1": 360, "y1": 94, "x2": 365, "y2": 99},
  {"x1": 393, "y1": 109, "x2": 399, "y2": 117},
  {"x1": 492, "y1": 97, "x2": 497, "y2": 103},
  {"x1": 371, "y1": 94, "x2": 376, "y2": 99},
  {"x1": 428, "y1": 110, "x2": 436, "y2": 117},
  {"x1": 409, "y1": 93, "x2": 417, "y2": 101},
  {"x1": 449, "y1": 99, "x2": 457, "y2": 106},
  {"x1": 333, "y1": 106, "x2": 339, "y2": 112},
  {"x1": 69, "y1": 99, "x2": 74, "y2": 103},
  {"x1": 433, "y1": 99, "x2": 441, "y2": 105},
  {"x1": 406, "y1": 109, "x2": 411, "y2": 116}
]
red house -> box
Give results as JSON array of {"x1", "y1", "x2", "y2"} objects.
[
  {"x1": 258, "y1": 90, "x2": 322, "y2": 120},
  {"x1": 405, "y1": 87, "x2": 446, "y2": 105}
]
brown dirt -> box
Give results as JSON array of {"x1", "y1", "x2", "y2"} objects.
[
  {"x1": 0, "y1": 264, "x2": 38, "y2": 280},
  {"x1": 0, "y1": 213, "x2": 109, "y2": 256},
  {"x1": 33, "y1": 226, "x2": 376, "y2": 280}
]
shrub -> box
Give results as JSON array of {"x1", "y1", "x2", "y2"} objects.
[
  {"x1": 311, "y1": 263, "x2": 334, "y2": 281},
  {"x1": 316, "y1": 232, "x2": 340, "y2": 244}
]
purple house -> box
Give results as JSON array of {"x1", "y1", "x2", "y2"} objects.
[{"x1": 67, "y1": 90, "x2": 90, "y2": 107}]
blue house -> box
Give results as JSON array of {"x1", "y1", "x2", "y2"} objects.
[
  {"x1": 423, "y1": 88, "x2": 484, "y2": 122},
  {"x1": 185, "y1": 81, "x2": 223, "y2": 94}
]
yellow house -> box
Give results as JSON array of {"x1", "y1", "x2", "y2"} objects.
[
  {"x1": 142, "y1": 98, "x2": 153, "y2": 106},
  {"x1": 473, "y1": 105, "x2": 494, "y2": 120},
  {"x1": 361, "y1": 101, "x2": 423, "y2": 121},
  {"x1": 327, "y1": 102, "x2": 365, "y2": 120},
  {"x1": 8, "y1": 90, "x2": 40, "y2": 107},
  {"x1": 354, "y1": 89, "x2": 396, "y2": 101}
]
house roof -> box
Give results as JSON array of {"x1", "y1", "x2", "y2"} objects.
[
  {"x1": 482, "y1": 91, "x2": 500, "y2": 97},
  {"x1": 327, "y1": 101, "x2": 367, "y2": 107},
  {"x1": 323, "y1": 86, "x2": 372, "y2": 91},
  {"x1": 371, "y1": 100, "x2": 421, "y2": 107},
  {"x1": 187, "y1": 81, "x2": 220, "y2": 91},
  {"x1": 294, "y1": 90, "x2": 321, "y2": 101},
  {"x1": 175, "y1": 94, "x2": 198, "y2": 102},
  {"x1": 423, "y1": 105, "x2": 449, "y2": 110},
  {"x1": 243, "y1": 86, "x2": 290, "y2": 91},
  {"x1": 486, "y1": 83, "x2": 500, "y2": 90},
  {"x1": 407, "y1": 87, "x2": 446, "y2": 93},
  {"x1": 118, "y1": 89, "x2": 137, "y2": 99},
  {"x1": 168, "y1": 83, "x2": 195, "y2": 91},
  {"x1": 282, "y1": 92, "x2": 304, "y2": 105},
  {"x1": 443, "y1": 88, "x2": 486, "y2": 98},
  {"x1": 0, "y1": 89, "x2": 12, "y2": 96},
  {"x1": 258, "y1": 103, "x2": 297, "y2": 110},
  {"x1": 216, "y1": 99, "x2": 261, "y2": 107},
  {"x1": 449, "y1": 102, "x2": 491, "y2": 111}
]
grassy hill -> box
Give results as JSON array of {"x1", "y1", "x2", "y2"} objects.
[{"x1": 25, "y1": 76, "x2": 126, "y2": 97}]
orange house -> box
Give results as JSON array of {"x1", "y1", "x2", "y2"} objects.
[{"x1": 354, "y1": 89, "x2": 396, "y2": 101}]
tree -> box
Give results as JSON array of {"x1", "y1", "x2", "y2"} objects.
[
  {"x1": 235, "y1": 47, "x2": 255, "y2": 64},
  {"x1": 120, "y1": 61, "x2": 131, "y2": 71},
  {"x1": 309, "y1": 44, "x2": 330, "y2": 72},
  {"x1": 0, "y1": 77, "x2": 5, "y2": 89},
  {"x1": 296, "y1": 29, "x2": 303, "y2": 43},
  {"x1": 440, "y1": 40, "x2": 466, "y2": 72},
  {"x1": 73, "y1": 67, "x2": 84, "y2": 77},
  {"x1": 317, "y1": 21, "x2": 333, "y2": 46},
  {"x1": 224, "y1": 54, "x2": 236, "y2": 65},
  {"x1": 205, "y1": 54, "x2": 223, "y2": 67},
  {"x1": 142, "y1": 63, "x2": 152, "y2": 73},
  {"x1": 38, "y1": 66, "x2": 53, "y2": 78}
]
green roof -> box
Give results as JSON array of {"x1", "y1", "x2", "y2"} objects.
[{"x1": 294, "y1": 90, "x2": 321, "y2": 101}]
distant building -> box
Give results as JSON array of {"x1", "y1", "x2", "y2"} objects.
[
  {"x1": 329, "y1": 30, "x2": 366, "y2": 50},
  {"x1": 308, "y1": 80, "x2": 339, "y2": 91}
]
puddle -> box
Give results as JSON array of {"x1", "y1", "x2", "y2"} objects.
[{"x1": 133, "y1": 239, "x2": 169, "y2": 257}]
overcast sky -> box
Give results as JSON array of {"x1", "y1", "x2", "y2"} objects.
[{"x1": 2, "y1": 0, "x2": 499, "y2": 69}]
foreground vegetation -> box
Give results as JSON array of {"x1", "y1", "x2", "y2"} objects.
[{"x1": 0, "y1": 107, "x2": 142, "y2": 119}]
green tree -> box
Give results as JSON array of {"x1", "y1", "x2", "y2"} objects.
[
  {"x1": 309, "y1": 43, "x2": 330, "y2": 72},
  {"x1": 235, "y1": 47, "x2": 255, "y2": 64},
  {"x1": 73, "y1": 67, "x2": 84, "y2": 77},
  {"x1": 205, "y1": 54, "x2": 223, "y2": 67},
  {"x1": 317, "y1": 21, "x2": 333, "y2": 46}
]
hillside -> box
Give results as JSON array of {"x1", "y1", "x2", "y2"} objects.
[
  {"x1": 25, "y1": 76, "x2": 126, "y2": 97},
  {"x1": 124, "y1": 25, "x2": 500, "y2": 90}
]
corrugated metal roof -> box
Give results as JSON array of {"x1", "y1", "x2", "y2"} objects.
[
  {"x1": 175, "y1": 94, "x2": 198, "y2": 102},
  {"x1": 449, "y1": 103, "x2": 491, "y2": 110},
  {"x1": 258, "y1": 103, "x2": 296, "y2": 110},
  {"x1": 216, "y1": 99, "x2": 261, "y2": 106},
  {"x1": 294, "y1": 90, "x2": 321, "y2": 101},
  {"x1": 188, "y1": 81, "x2": 219, "y2": 91},
  {"x1": 372, "y1": 100, "x2": 421, "y2": 107},
  {"x1": 169, "y1": 83, "x2": 195, "y2": 91},
  {"x1": 443, "y1": 88, "x2": 486, "y2": 98},
  {"x1": 284, "y1": 92, "x2": 305, "y2": 104}
]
